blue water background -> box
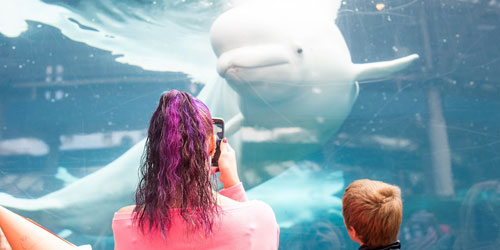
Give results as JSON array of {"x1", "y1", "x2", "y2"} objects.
[{"x1": 1, "y1": 0, "x2": 499, "y2": 249}]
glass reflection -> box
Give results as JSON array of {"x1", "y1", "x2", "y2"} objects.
[{"x1": 0, "y1": 0, "x2": 499, "y2": 249}]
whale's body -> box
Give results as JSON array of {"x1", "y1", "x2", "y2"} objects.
[{"x1": 0, "y1": 0, "x2": 418, "y2": 237}]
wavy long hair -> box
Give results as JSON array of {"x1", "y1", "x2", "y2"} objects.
[{"x1": 134, "y1": 90, "x2": 218, "y2": 236}]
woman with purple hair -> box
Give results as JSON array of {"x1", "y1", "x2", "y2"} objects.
[{"x1": 112, "y1": 90, "x2": 279, "y2": 250}]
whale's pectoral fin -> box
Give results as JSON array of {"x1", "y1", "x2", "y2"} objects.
[
  {"x1": 225, "y1": 112, "x2": 244, "y2": 137},
  {"x1": 354, "y1": 54, "x2": 419, "y2": 82},
  {"x1": 353, "y1": 80, "x2": 360, "y2": 100}
]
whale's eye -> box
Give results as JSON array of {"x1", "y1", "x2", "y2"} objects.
[{"x1": 297, "y1": 48, "x2": 303, "y2": 54}]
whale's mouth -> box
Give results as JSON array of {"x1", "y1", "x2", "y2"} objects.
[
  {"x1": 219, "y1": 60, "x2": 289, "y2": 78},
  {"x1": 216, "y1": 45, "x2": 291, "y2": 78}
]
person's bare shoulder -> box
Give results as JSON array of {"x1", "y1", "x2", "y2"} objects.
[{"x1": 117, "y1": 205, "x2": 136, "y2": 213}]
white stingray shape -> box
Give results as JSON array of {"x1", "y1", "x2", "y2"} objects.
[{"x1": 0, "y1": 0, "x2": 238, "y2": 84}]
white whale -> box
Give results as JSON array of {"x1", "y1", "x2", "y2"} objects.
[
  {"x1": 0, "y1": 0, "x2": 419, "y2": 238},
  {"x1": 211, "y1": 0, "x2": 419, "y2": 141}
]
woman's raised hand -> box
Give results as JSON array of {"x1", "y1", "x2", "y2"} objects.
[{"x1": 217, "y1": 138, "x2": 240, "y2": 188}]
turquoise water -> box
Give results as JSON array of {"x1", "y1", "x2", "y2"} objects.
[{"x1": 0, "y1": 0, "x2": 499, "y2": 249}]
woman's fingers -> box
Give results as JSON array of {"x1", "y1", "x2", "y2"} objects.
[
  {"x1": 220, "y1": 138, "x2": 229, "y2": 152},
  {"x1": 219, "y1": 138, "x2": 226, "y2": 152},
  {"x1": 216, "y1": 138, "x2": 240, "y2": 188}
]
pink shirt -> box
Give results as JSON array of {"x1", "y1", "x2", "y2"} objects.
[{"x1": 112, "y1": 183, "x2": 279, "y2": 250}]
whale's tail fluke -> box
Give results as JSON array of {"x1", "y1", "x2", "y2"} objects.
[{"x1": 353, "y1": 54, "x2": 419, "y2": 82}]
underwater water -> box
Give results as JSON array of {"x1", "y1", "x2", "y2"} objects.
[{"x1": 0, "y1": 0, "x2": 499, "y2": 249}]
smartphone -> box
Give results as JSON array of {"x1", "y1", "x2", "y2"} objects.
[{"x1": 211, "y1": 118, "x2": 224, "y2": 167}]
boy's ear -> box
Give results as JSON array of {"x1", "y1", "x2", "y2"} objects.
[
  {"x1": 349, "y1": 226, "x2": 357, "y2": 236},
  {"x1": 347, "y1": 226, "x2": 363, "y2": 245}
]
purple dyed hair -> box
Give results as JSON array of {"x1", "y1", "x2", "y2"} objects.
[{"x1": 134, "y1": 90, "x2": 218, "y2": 237}]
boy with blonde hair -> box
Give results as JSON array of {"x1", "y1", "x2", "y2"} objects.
[{"x1": 342, "y1": 179, "x2": 402, "y2": 250}]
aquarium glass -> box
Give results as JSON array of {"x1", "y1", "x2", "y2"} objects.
[{"x1": 0, "y1": 0, "x2": 499, "y2": 249}]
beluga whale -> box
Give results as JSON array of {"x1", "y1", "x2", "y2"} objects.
[
  {"x1": 210, "y1": 0, "x2": 419, "y2": 142},
  {"x1": 0, "y1": 0, "x2": 419, "y2": 238},
  {"x1": 209, "y1": 0, "x2": 419, "y2": 230}
]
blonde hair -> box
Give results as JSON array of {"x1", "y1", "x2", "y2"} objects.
[{"x1": 342, "y1": 179, "x2": 402, "y2": 248}]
